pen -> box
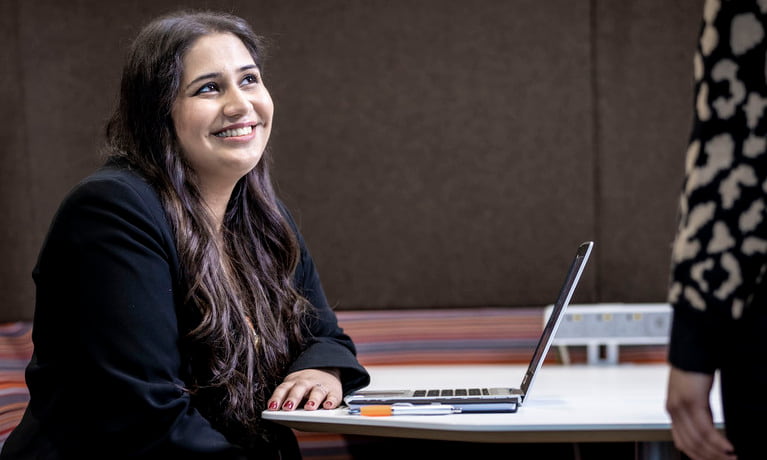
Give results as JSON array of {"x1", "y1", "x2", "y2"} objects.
[{"x1": 348, "y1": 404, "x2": 461, "y2": 416}]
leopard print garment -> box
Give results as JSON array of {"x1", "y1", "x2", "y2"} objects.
[{"x1": 670, "y1": 0, "x2": 767, "y2": 322}]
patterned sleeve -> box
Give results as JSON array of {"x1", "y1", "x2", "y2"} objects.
[
  {"x1": 669, "y1": 0, "x2": 767, "y2": 373},
  {"x1": 668, "y1": 0, "x2": 767, "y2": 373}
]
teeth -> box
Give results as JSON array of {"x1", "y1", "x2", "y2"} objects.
[{"x1": 215, "y1": 126, "x2": 253, "y2": 138}]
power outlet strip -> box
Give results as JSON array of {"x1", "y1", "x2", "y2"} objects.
[{"x1": 543, "y1": 303, "x2": 672, "y2": 364}]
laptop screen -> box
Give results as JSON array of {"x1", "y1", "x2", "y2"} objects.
[{"x1": 519, "y1": 241, "x2": 593, "y2": 402}]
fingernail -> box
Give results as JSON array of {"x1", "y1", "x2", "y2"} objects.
[
  {"x1": 306, "y1": 401, "x2": 315, "y2": 408},
  {"x1": 268, "y1": 401, "x2": 278, "y2": 410},
  {"x1": 324, "y1": 401, "x2": 333, "y2": 409},
  {"x1": 283, "y1": 401, "x2": 294, "y2": 410}
]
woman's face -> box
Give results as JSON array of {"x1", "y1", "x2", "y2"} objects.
[{"x1": 172, "y1": 32, "x2": 274, "y2": 189}]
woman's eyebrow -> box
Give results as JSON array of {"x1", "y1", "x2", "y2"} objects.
[
  {"x1": 186, "y1": 72, "x2": 220, "y2": 90},
  {"x1": 184, "y1": 65, "x2": 259, "y2": 91}
]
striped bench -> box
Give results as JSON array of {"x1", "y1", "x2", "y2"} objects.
[{"x1": 0, "y1": 323, "x2": 32, "y2": 447}]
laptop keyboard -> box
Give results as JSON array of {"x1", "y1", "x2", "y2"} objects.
[{"x1": 414, "y1": 388, "x2": 490, "y2": 397}]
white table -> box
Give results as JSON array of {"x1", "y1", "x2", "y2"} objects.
[{"x1": 263, "y1": 364, "x2": 724, "y2": 444}]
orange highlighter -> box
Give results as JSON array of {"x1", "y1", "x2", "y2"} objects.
[{"x1": 348, "y1": 404, "x2": 461, "y2": 416}]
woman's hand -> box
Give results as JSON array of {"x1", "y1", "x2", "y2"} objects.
[
  {"x1": 666, "y1": 366, "x2": 735, "y2": 460},
  {"x1": 267, "y1": 368, "x2": 342, "y2": 411}
]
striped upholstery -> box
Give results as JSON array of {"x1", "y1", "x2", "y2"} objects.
[
  {"x1": 339, "y1": 308, "x2": 543, "y2": 366},
  {"x1": 0, "y1": 323, "x2": 32, "y2": 449},
  {"x1": 0, "y1": 307, "x2": 667, "y2": 457},
  {"x1": 337, "y1": 307, "x2": 668, "y2": 366}
]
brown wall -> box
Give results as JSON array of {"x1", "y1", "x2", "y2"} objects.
[{"x1": 0, "y1": 0, "x2": 702, "y2": 321}]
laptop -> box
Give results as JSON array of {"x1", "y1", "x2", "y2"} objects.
[{"x1": 343, "y1": 240, "x2": 594, "y2": 413}]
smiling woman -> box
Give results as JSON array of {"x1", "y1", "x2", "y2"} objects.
[{"x1": 0, "y1": 10, "x2": 369, "y2": 460}]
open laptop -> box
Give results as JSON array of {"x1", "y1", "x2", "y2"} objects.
[{"x1": 343, "y1": 240, "x2": 594, "y2": 413}]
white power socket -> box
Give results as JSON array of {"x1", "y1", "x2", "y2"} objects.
[{"x1": 543, "y1": 303, "x2": 672, "y2": 364}]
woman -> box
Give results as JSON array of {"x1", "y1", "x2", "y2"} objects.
[
  {"x1": 0, "y1": 10, "x2": 369, "y2": 459},
  {"x1": 666, "y1": 1, "x2": 767, "y2": 459}
]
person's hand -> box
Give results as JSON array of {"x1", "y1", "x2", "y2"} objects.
[
  {"x1": 267, "y1": 368, "x2": 342, "y2": 412},
  {"x1": 665, "y1": 366, "x2": 736, "y2": 460}
]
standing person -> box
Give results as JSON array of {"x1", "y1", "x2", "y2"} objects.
[
  {"x1": 0, "y1": 10, "x2": 369, "y2": 459},
  {"x1": 666, "y1": 1, "x2": 767, "y2": 459}
]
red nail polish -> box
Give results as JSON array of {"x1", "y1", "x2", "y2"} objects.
[
  {"x1": 284, "y1": 401, "x2": 294, "y2": 410},
  {"x1": 324, "y1": 401, "x2": 333, "y2": 408},
  {"x1": 268, "y1": 401, "x2": 278, "y2": 410},
  {"x1": 306, "y1": 401, "x2": 315, "y2": 408}
]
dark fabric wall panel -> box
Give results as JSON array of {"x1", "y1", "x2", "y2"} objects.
[
  {"x1": 19, "y1": 0, "x2": 135, "y2": 237},
  {"x1": 262, "y1": 0, "x2": 596, "y2": 309},
  {"x1": 595, "y1": 0, "x2": 701, "y2": 302},
  {"x1": 0, "y1": 0, "x2": 35, "y2": 321}
]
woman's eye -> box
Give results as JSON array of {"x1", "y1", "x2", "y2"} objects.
[
  {"x1": 195, "y1": 82, "x2": 219, "y2": 95},
  {"x1": 242, "y1": 74, "x2": 260, "y2": 86}
]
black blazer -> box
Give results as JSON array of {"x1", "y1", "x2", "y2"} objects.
[{"x1": 1, "y1": 164, "x2": 369, "y2": 459}]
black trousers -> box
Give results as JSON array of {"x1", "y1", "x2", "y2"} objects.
[{"x1": 720, "y1": 305, "x2": 767, "y2": 460}]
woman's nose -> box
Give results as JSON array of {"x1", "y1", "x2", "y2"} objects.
[{"x1": 223, "y1": 88, "x2": 251, "y2": 118}]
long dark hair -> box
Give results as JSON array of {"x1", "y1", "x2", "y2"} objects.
[{"x1": 104, "y1": 10, "x2": 309, "y2": 441}]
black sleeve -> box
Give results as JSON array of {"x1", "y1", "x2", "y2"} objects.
[
  {"x1": 668, "y1": 2, "x2": 767, "y2": 373},
  {"x1": 280, "y1": 205, "x2": 370, "y2": 394},
  {"x1": 18, "y1": 170, "x2": 246, "y2": 458}
]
